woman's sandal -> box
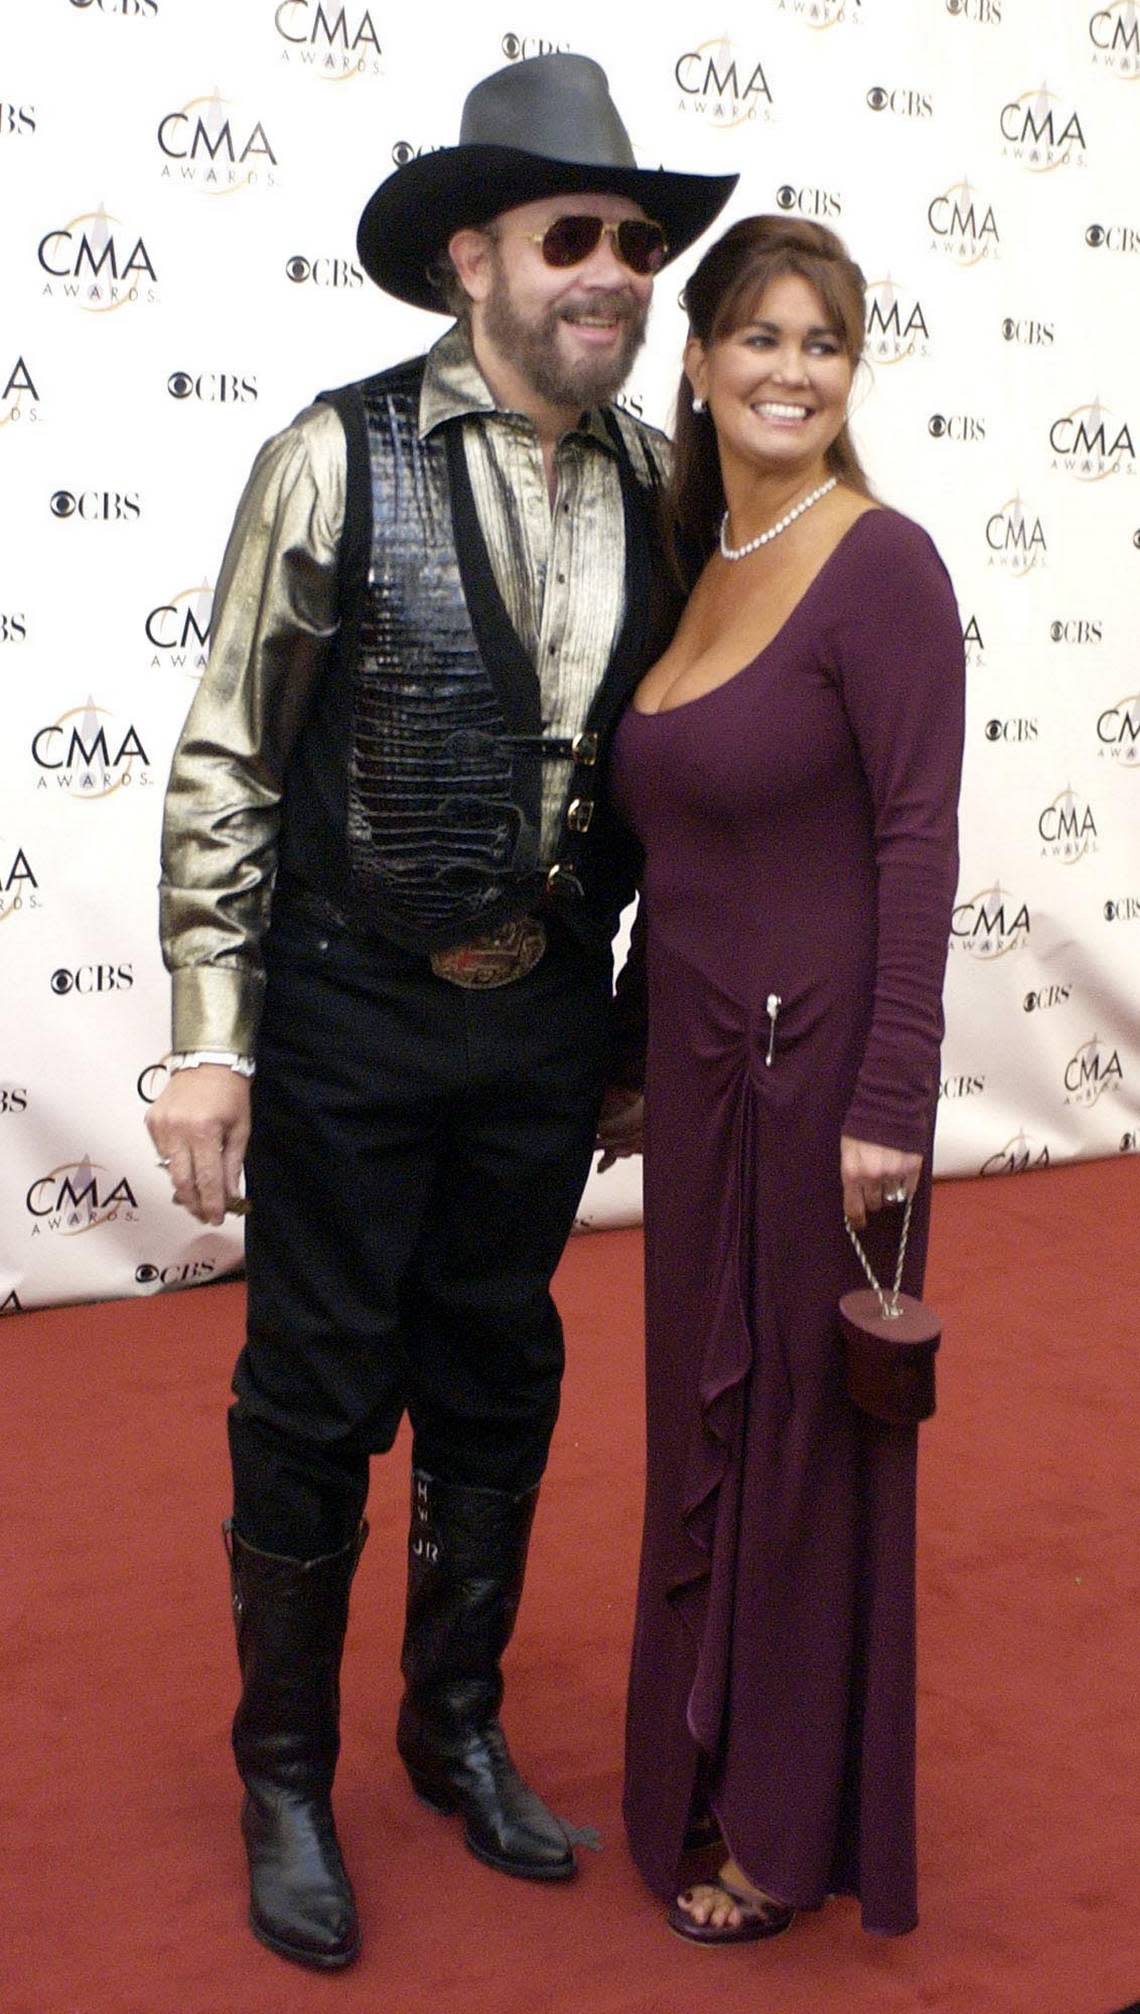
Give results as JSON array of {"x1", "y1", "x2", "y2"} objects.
[{"x1": 666, "y1": 1876, "x2": 796, "y2": 1947}]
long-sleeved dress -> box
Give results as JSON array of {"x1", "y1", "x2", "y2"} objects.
[{"x1": 610, "y1": 507, "x2": 965, "y2": 1936}]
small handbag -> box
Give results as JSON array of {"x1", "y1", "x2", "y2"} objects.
[{"x1": 838, "y1": 1198, "x2": 941, "y2": 1427}]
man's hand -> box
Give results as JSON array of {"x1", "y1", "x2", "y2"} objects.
[
  {"x1": 840, "y1": 1135, "x2": 922, "y2": 1231},
  {"x1": 146, "y1": 1065, "x2": 252, "y2": 1226},
  {"x1": 596, "y1": 1086, "x2": 644, "y2": 1173}
]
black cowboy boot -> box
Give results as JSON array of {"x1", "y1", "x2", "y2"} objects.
[
  {"x1": 226, "y1": 1520, "x2": 367, "y2": 1967},
  {"x1": 396, "y1": 1471, "x2": 576, "y2": 1880}
]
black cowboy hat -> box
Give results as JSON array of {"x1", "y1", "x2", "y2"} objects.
[{"x1": 357, "y1": 53, "x2": 738, "y2": 312}]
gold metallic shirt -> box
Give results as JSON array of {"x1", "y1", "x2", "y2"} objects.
[{"x1": 160, "y1": 322, "x2": 668, "y2": 1052}]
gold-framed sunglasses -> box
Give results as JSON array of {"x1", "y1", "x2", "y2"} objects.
[{"x1": 523, "y1": 215, "x2": 669, "y2": 277}]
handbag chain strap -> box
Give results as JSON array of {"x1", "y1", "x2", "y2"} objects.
[{"x1": 843, "y1": 1196, "x2": 913, "y2": 1321}]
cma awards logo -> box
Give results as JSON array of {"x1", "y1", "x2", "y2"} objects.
[
  {"x1": 980, "y1": 1130, "x2": 1050, "y2": 1177},
  {"x1": 675, "y1": 40, "x2": 774, "y2": 126},
  {"x1": 985, "y1": 494, "x2": 1046, "y2": 575},
  {"x1": 1000, "y1": 88, "x2": 1088, "y2": 171},
  {"x1": 950, "y1": 882, "x2": 1031, "y2": 958},
  {"x1": 137, "y1": 1057, "x2": 172, "y2": 1103},
  {"x1": 1037, "y1": 785, "x2": 1099, "y2": 864},
  {"x1": 2, "y1": 356, "x2": 40, "y2": 429},
  {"x1": 1063, "y1": 1034, "x2": 1124, "y2": 1108},
  {"x1": 927, "y1": 181, "x2": 999, "y2": 264},
  {"x1": 1, "y1": 839, "x2": 41, "y2": 923},
  {"x1": 1049, "y1": 399, "x2": 1136, "y2": 480},
  {"x1": 146, "y1": 581, "x2": 213, "y2": 673},
  {"x1": 775, "y1": 0, "x2": 861, "y2": 26},
  {"x1": 865, "y1": 280, "x2": 930, "y2": 362},
  {"x1": 1096, "y1": 691, "x2": 1140, "y2": 765},
  {"x1": 31, "y1": 702, "x2": 152, "y2": 799},
  {"x1": 38, "y1": 208, "x2": 158, "y2": 312},
  {"x1": 1088, "y1": 3, "x2": 1139, "y2": 78},
  {"x1": 26, "y1": 1157, "x2": 139, "y2": 1237},
  {"x1": 156, "y1": 92, "x2": 279, "y2": 193},
  {"x1": 962, "y1": 614, "x2": 985, "y2": 668},
  {"x1": 274, "y1": 2, "x2": 382, "y2": 77}
]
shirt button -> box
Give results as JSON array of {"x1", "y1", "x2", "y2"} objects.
[{"x1": 557, "y1": 573, "x2": 566, "y2": 584}]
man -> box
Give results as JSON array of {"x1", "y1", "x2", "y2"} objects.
[{"x1": 148, "y1": 52, "x2": 734, "y2": 1971}]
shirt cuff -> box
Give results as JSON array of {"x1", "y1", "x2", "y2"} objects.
[{"x1": 169, "y1": 1051, "x2": 256, "y2": 1077}]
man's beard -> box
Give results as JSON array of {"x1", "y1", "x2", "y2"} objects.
[{"x1": 482, "y1": 260, "x2": 647, "y2": 412}]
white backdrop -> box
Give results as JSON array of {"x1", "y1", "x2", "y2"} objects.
[{"x1": 2, "y1": 0, "x2": 1138, "y2": 1310}]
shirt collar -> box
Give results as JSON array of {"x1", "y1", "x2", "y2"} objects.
[{"x1": 418, "y1": 321, "x2": 617, "y2": 455}]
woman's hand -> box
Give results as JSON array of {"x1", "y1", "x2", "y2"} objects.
[{"x1": 840, "y1": 1135, "x2": 922, "y2": 1230}]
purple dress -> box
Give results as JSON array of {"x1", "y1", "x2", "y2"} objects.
[{"x1": 611, "y1": 509, "x2": 964, "y2": 1935}]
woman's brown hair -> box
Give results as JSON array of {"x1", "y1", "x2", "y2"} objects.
[{"x1": 669, "y1": 215, "x2": 872, "y2": 575}]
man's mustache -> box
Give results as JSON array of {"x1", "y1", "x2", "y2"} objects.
[{"x1": 557, "y1": 291, "x2": 646, "y2": 327}]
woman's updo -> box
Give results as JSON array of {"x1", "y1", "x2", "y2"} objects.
[{"x1": 670, "y1": 215, "x2": 872, "y2": 571}]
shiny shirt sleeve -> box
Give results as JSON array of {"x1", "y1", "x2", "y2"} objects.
[{"x1": 159, "y1": 402, "x2": 345, "y2": 1052}]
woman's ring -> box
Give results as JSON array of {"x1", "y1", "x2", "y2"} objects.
[
  {"x1": 155, "y1": 1156, "x2": 173, "y2": 1169},
  {"x1": 884, "y1": 1185, "x2": 907, "y2": 1205}
]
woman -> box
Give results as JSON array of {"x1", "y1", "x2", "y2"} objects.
[{"x1": 610, "y1": 217, "x2": 964, "y2": 1943}]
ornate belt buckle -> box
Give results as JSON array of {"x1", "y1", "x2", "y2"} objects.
[{"x1": 430, "y1": 917, "x2": 547, "y2": 989}]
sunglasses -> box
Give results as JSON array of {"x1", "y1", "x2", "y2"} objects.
[{"x1": 524, "y1": 215, "x2": 669, "y2": 277}]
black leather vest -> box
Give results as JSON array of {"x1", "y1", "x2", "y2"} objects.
[{"x1": 275, "y1": 354, "x2": 678, "y2": 955}]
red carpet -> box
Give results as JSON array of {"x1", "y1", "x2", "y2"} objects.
[{"x1": 3, "y1": 1160, "x2": 1138, "y2": 2014}]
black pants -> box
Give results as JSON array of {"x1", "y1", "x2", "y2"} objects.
[{"x1": 230, "y1": 906, "x2": 612, "y2": 1557}]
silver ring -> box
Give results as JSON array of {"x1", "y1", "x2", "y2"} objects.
[
  {"x1": 155, "y1": 1157, "x2": 173, "y2": 1169},
  {"x1": 884, "y1": 1185, "x2": 907, "y2": 1205}
]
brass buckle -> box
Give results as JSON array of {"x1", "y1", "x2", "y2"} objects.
[{"x1": 430, "y1": 917, "x2": 547, "y2": 989}]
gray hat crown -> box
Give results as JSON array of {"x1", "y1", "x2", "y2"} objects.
[{"x1": 458, "y1": 54, "x2": 638, "y2": 171}]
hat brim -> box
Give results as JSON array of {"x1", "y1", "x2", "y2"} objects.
[{"x1": 356, "y1": 145, "x2": 737, "y2": 311}]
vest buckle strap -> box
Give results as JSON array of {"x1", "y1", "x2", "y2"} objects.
[{"x1": 429, "y1": 916, "x2": 547, "y2": 988}]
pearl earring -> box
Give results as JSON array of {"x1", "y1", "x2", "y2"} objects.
[{"x1": 692, "y1": 395, "x2": 706, "y2": 414}]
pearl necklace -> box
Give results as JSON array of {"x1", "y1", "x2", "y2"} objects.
[{"x1": 719, "y1": 476, "x2": 838, "y2": 562}]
